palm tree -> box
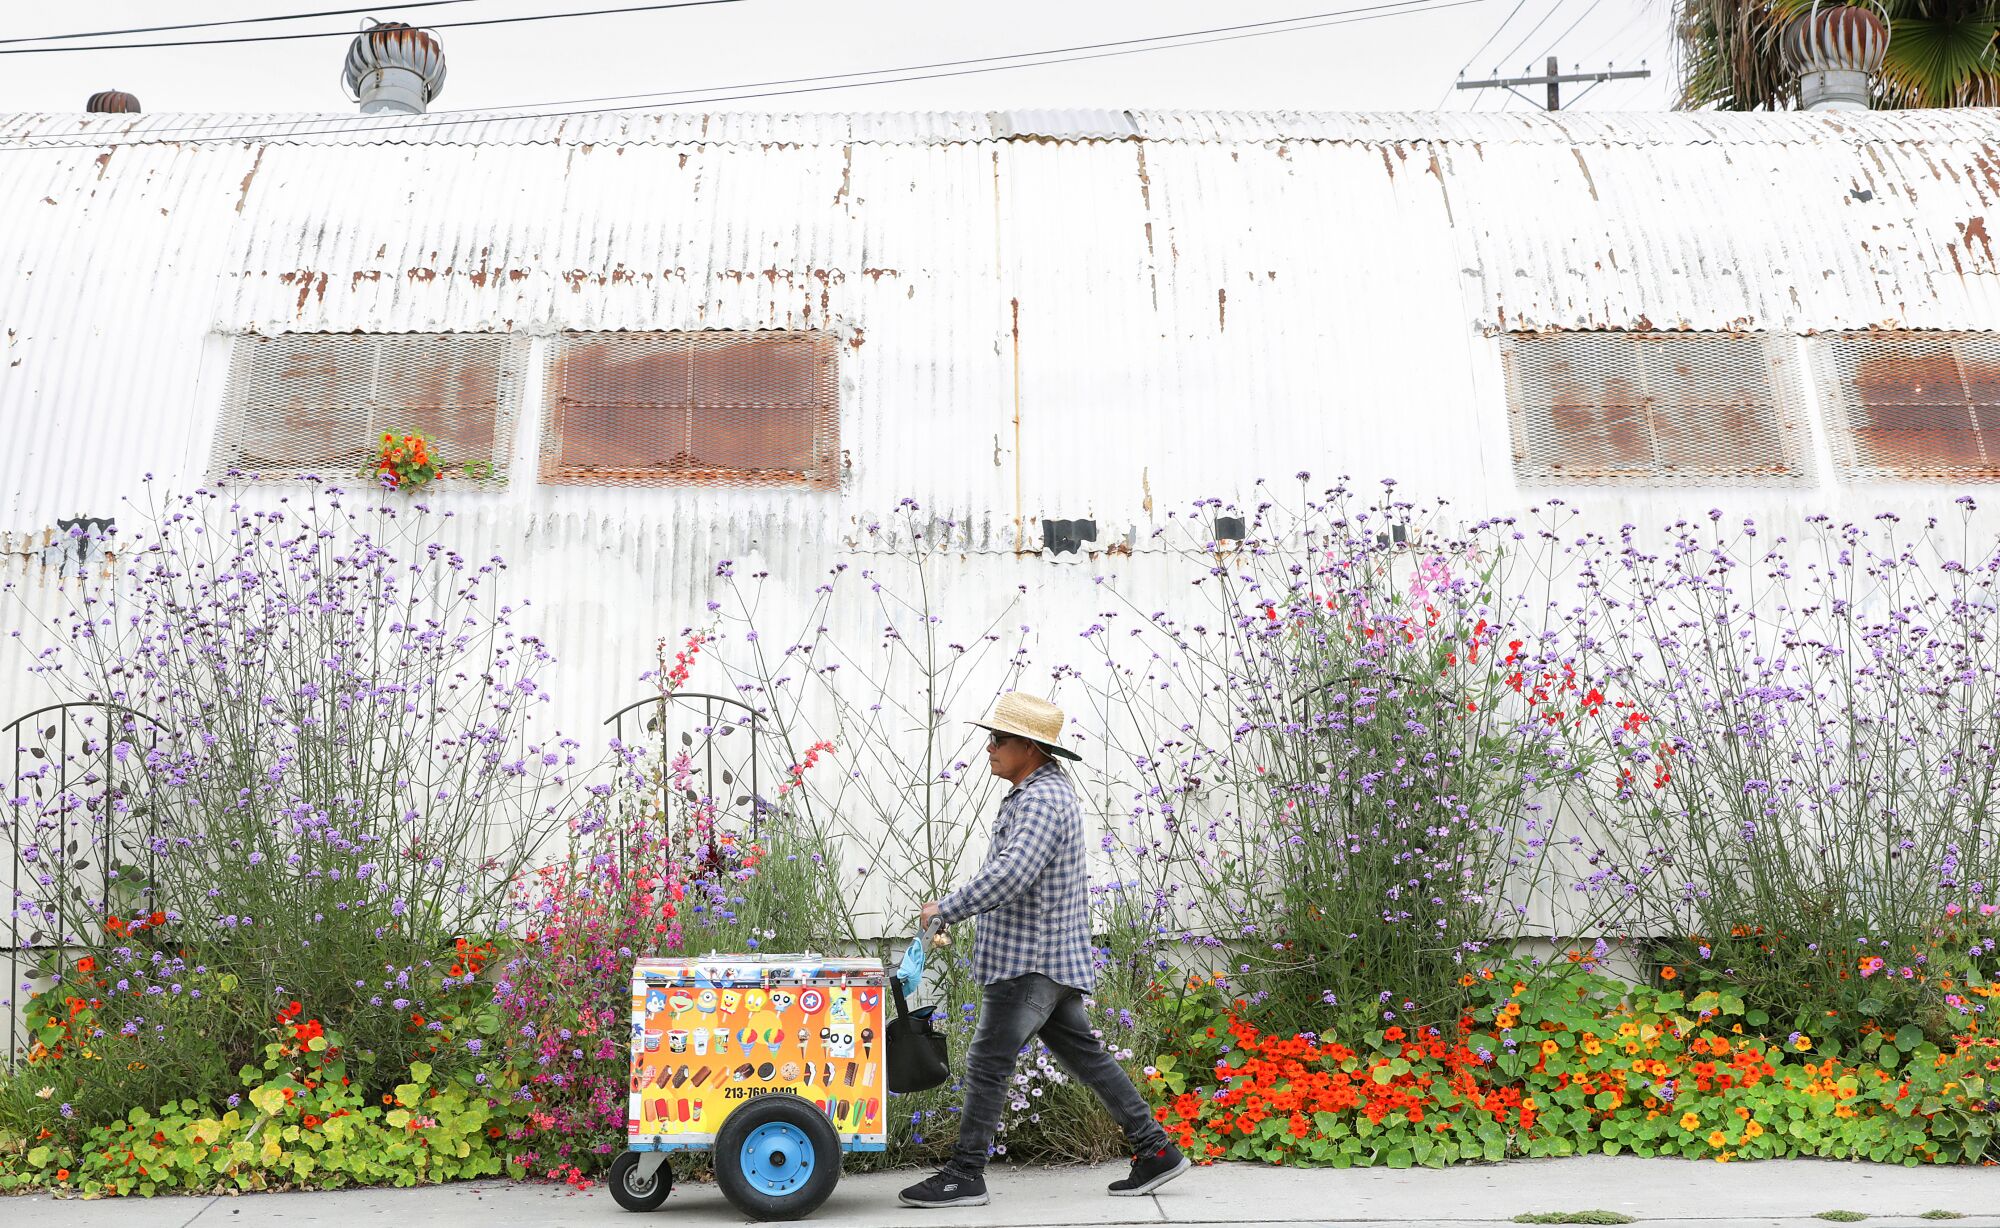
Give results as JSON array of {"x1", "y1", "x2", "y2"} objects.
[{"x1": 1676, "y1": 0, "x2": 2000, "y2": 109}]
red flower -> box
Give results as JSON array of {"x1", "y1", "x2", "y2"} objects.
[{"x1": 75, "y1": 956, "x2": 96, "y2": 974}]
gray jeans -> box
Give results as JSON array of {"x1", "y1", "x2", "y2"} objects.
[{"x1": 948, "y1": 973, "x2": 1170, "y2": 1178}]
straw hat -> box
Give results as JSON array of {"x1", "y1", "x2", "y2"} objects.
[{"x1": 969, "y1": 692, "x2": 1081, "y2": 761}]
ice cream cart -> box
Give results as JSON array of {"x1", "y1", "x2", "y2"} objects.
[{"x1": 608, "y1": 954, "x2": 889, "y2": 1220}]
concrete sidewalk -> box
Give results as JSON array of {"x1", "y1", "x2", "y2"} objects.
[{"x1": 9, "y1": 1156, "x2": 2000, "y2": 1227}]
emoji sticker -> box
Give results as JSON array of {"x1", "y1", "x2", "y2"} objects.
[
  {"x1": 696, "y1": 989, "x2": 719, "y2": 1013},
  {"x1": 744, "y1": 990, "x2": 767, "y2": 1012},
  {"x1": 721, "y1": 990, "x2": 741, "y2": 1013},
  {"x1": 798, "y1": 988, "x2": 827, "y2": 1016}
]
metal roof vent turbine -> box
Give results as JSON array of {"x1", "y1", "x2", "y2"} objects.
[
  {"x1": 86, "y1": 90, "x2": 142, "y2": 113},
  {"x1": 1786, "y1": 1, "x2": 1888, "y2": 112},
  {"x1": 342, "y1": 21, "x2": 446, "y2": 115}
]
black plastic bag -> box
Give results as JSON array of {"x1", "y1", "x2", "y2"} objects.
[{"x1": 885, "y1": 976, "x2": 951, "y2": 1094}]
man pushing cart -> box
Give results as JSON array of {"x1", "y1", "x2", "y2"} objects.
[{"x1": 606, "y1": 693, "x2": 1187, "y2": 1220}]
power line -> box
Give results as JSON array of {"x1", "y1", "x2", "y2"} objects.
[
  {"x1": 4, "y1": 0, "x2": 1485, "y2": 149},
  {"x1": 0, "y1": 1, "x2": 482, "y2": 47},
  {"x1": 1439, "y1": 0, "x2": 1530, "y2": 107},
  {"x1": 0, "y1": 0, "x2": 746, "y2": 57},
  {"x1": 1536, "y1": 0, "x2": 1608, "y2": 61},
  {"x1": 1492, "y1": 0, "x2": 1569, "y2": 71},
  {"x1": 1579, "y1": 4, "x2": 1651, "y2": 62}
]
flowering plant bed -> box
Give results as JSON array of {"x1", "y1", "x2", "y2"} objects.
[{"x1": 1148, "y1": 961, "x2": 2000, "y2": 1169}]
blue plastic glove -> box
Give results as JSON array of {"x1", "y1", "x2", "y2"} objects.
[{"x1": 894, "y1": 936, "x2": 926, "y2": 998}]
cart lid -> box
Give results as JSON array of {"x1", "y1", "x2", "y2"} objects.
[{"x1": 633, "y1": 954, "x2": 885, "y2": 982}]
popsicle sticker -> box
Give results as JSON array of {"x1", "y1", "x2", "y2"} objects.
[{"x1": 860, "y1": 1026, "x2": 875, "y2": 1059}]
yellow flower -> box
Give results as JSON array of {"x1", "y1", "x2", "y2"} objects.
[
  {"x1": 1793, "y1": 1034, "x2": 1814, "y2": 1052},
  {"x1": 1744, "y1": 1120, "x2": 1764, "y2": 1139},
  {"x1": 1583, "y1": 1039, "x2": 1603, "y2": 1056},
  {"x1": 1541, "y1": 1039, "x2": 1560, "y2": 1056},
  {"x1": 1680, "y1": 1112, "x2": 1701, "y2": 1131},
  {"x1": 1708, "y1": 1131, "x2": 1728, "y2": 1148}
]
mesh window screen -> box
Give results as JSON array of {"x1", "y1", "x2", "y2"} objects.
[
  {"x1": 211, "y1": 333, "x2": 528, "y2": 482},
  {"x1": 1501, "y1": 332, "x2": 1813, "y2": 486},
  {"x1": 1812, "y1": 332, "x2": 2000, "y2": 481},
  {"x1": 540, "y1": 331, "x2": 840, "y2": 487}
]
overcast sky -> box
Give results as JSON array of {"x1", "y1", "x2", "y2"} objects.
[{"x1": 0, "y1": 1, "x2": 1676, "y2": 118}]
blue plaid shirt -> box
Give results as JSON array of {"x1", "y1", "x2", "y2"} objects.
[{"x1": 939, "y1": 763, "x2": 1095, "y2": 991}]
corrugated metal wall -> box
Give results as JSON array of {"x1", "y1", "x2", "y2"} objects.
[{"x1": 4, "y1": 108, "x2": 2000, "y2": 895}]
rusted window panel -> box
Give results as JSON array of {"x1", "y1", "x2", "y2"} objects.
[
  {"x1": 539, "y1": 331, "x2": 839, "y2": 488},
  {"x1": 1812, "y1": 332, "x2": 2000, "y2": 481},
  {"x1": 210, "y1": 333, "x2": 527, "y2": 482},
  {"x1": 1501, "y1": 332, "x2": 1813, "y2": 487}
]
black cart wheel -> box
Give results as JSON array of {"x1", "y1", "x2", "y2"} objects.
[
  {"x1": 713, "y1": 1096, "x2": 842, "y2": 1221},
  {"x1": 608, "y1": 1150, "x2": 674, "y2": 1212}
]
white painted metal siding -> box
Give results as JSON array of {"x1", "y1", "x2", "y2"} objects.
[{"x1": 3, "y1": 107, "x2": 1999, "y2": 837}]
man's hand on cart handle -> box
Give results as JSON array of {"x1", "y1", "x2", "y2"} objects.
[{"x1": 918, "y1": 902, "x2": 950, "y2": 945}]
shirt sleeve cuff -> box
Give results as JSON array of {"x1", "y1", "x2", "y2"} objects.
[{"x1": 937, "y1": 894, "x2": 967, "y2": 925}]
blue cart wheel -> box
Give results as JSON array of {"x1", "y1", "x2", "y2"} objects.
[
  {"x1": 740, "y1": 1121, "x2": 816, "y2": 1196},
  {"x1": 714, "y1": 1096, "x2": 843, "y2": 1221}
]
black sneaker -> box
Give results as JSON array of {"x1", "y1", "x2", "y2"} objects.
[
  {"x1": 1107, "y1": 1145, "x2": 1189, "y2": 1197},
  {"x1": 898, "y1": 1169, "x2": 989, "y2": 1208}
]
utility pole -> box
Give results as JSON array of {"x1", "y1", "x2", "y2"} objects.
[{"x1": 1455, "y1": 55, "x2": 1651, "y2": 111}]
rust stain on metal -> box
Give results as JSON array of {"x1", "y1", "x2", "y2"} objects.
[
  {"x1": 235, "y1": 146, "x2": 265, "y2": 215},
  {"x1": 1961, "y1": 216, "x2": 1994, "y2": 268},
  {"x1": 1141, "y1": 467, "x2": 1153, "y2": 517},
  {"x1": 1426, "y1": 152, "x2": 1454, "y2": 226},
  {"x1": 93, "y1": 151, "x2": 113, "y2": 181},
  {"x1": 832, "y1": 143, "x2": 853, "y2": 208},
  {"x1": 1134, "y1": 145, "x2": 1152, "y2": 210},
  {"x1": 848, "y1": 326, "x2": 865, "y2": 349},
  {"x1": 1571, "y1": 148, "x2": 1598, "y2": 201},
  {"x1": 1379, "y1": 147, "x2": 1395, "y2": 179},
  {"x1": 40, "y1": 196, "x2": 56, "y2": 206},
  {"x1": 406, "y1": 266, "x2": 437, "y2": 283},
  {"x1": 861, "y1": 267, "x2": 899, "y2": 281},
  {"x1": 277, "y1": 269, "x2": 328, "y2": 313},
  {"x1": 1217, "y1": 288, "x2": 1227, "y2": 332},
  {"x1": 1849, "y1": 344, "x2": 1996, "y2": 476},
  {"x1": 350, "y1": 270, "x2": 383, "y2": 290},
  {"x1": 678, "y1": 152, "x2": 689, "y2": 169}
]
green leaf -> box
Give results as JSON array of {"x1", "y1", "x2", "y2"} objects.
[
  {"x1": 409, "y1": 1061, "x2": 432, "y2": 1084},
  {"x1": 1894, "y1": 1025, "x2": 1925, "y2": 1051}
]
